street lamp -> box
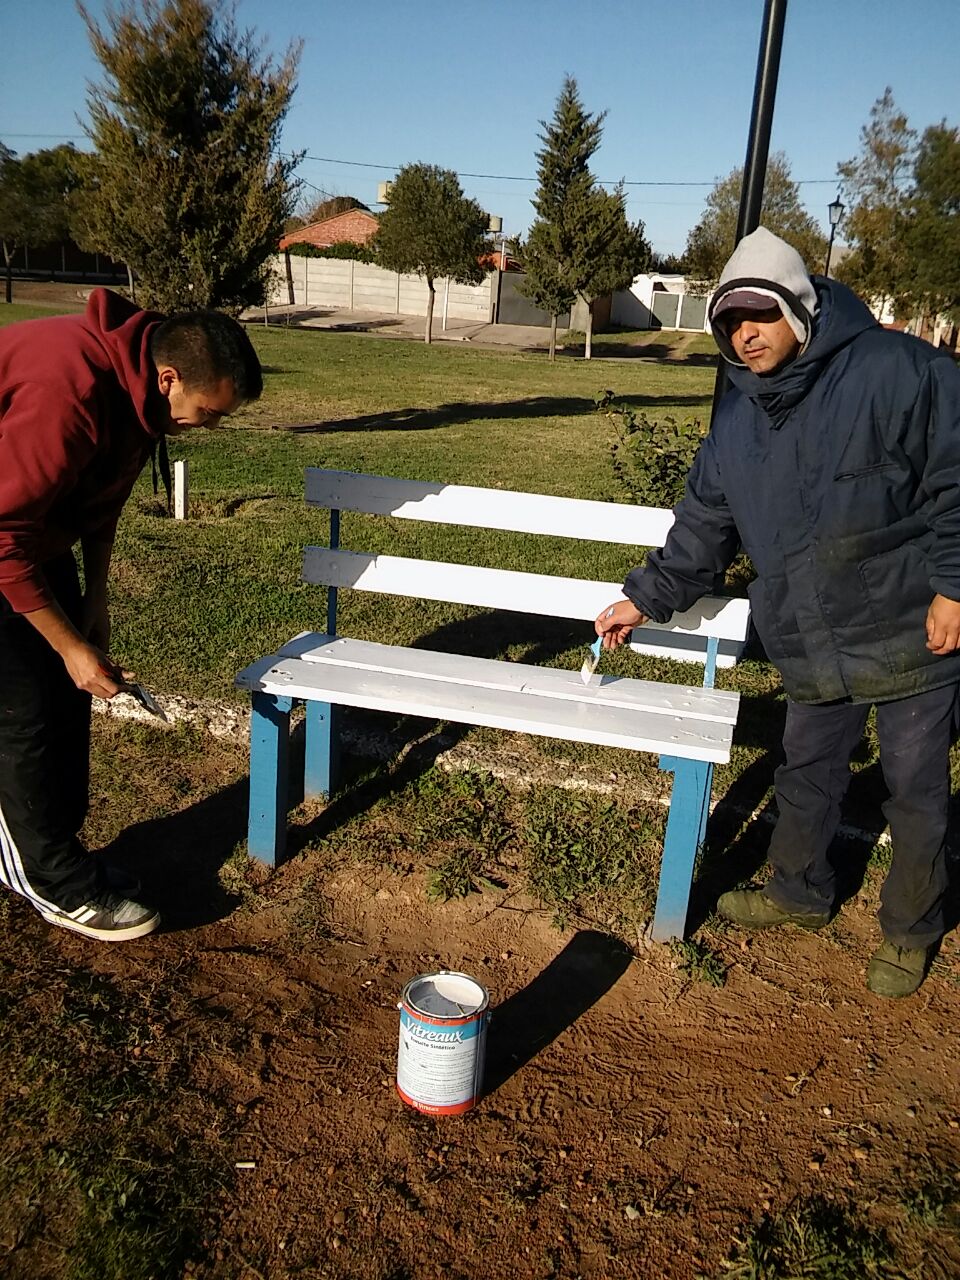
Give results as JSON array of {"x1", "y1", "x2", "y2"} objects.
[{"x1": 824, "y1": 195, "x2": 845, "y2": 277}]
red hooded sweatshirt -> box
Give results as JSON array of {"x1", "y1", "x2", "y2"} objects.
[{"x1": 0, "y1": 289, "x2": 164, "y2": 613}]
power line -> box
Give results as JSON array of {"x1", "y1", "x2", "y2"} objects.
[
  {"x1": 2, "y1": 135, "x2": 844, "y2": 188},
  {"x1": 287, "y1": 152, "x2": 842, "y2": 187}
]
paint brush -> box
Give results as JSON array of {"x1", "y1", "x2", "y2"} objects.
[{"x1": 580, "y1": 635, "x2": 603, "y2": 686}]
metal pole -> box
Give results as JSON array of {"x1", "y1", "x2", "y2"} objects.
[
  {"x1": 710, "y1": 0, "x2": 788, "y2": 420},
  {"x1": 823, "y1": 224, "x2": 837, "y2": 278}
]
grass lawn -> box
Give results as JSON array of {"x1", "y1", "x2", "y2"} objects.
[
  {"x1": 2, "y1": 307, "x2": 958, "y2": 1280},
  {"x1": 0, "y1": 299, "x2": 897, "y2": 852}
]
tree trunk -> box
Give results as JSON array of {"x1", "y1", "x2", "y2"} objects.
[
  {"x1": 3, "y1": 245, "x2": 12, "y2": 304},
  {"x1": 126, "y1": 263, "x2": 136, "y2": 304},
  {"x1": 549, "y1": 313, "x2": 557, "y2": 361},
  {"x1": 424, "y1": 278, "x2": 435, "y2": 344},
  {"x1": 584, "y1": 300, "x2": 594, "y2": 360}
]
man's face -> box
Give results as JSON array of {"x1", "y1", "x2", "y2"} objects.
[
  {"x1": 721, "y1": 306, "x2": 801, "y2": 375},
  {"x1": 157, "y1": 368, "x2": 242, "y2": 435}
]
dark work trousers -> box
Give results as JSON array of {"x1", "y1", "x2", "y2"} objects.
[
  {"x1": 763, "y1": 683, "x2": 958, "y2": 948},
  {"x1": 0, "y1": 553, "x2": 102, "y2": 914}
]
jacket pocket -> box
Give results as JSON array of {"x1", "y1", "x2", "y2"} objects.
[
  {"x1": 858, "y1": 542, "x2": 935, "y2": 668},
  {"x1": 834, "y1": 461, "x2": 897, "y2": 482}
]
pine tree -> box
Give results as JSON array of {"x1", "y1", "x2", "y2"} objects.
[
  {"x1": 684, "y1": 152, "x2": 827, "y2": 290},
  {"x1": 75, "y1": 0, "x2": 301, "y2": 313},
  {"x1": 373, "y1": 163, "x2": 489, "y2": 344},
  {"x1": 518, "y1": 77, "x2": 604, "y2": 360},
  {"x1": 519, "y1": 78, "x2": 649, "y2": 359},
  {"x1": 836, "y1": 89, "x2": 917, "y2": 316}
]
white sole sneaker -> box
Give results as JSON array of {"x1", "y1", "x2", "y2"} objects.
[{"x1": 38, "y1": 903, "x2": 161, "y2": 941}]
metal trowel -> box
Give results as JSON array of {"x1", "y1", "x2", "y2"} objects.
[
  {"x1": 580, "y1": 635, "x2": 603, "y2": 686},
  {"x1": 123, "y1": 680, "x2": 169, "y2": 722},
  {"x1": 100, "y1": 662, "x2": 169, "y2": 721}
]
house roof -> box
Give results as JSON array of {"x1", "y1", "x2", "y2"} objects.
[{"x1": 280, "y1": 208, "x2": 379, "y2": 251}]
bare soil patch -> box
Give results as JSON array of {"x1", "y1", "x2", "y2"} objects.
[
  {"x1": 2, "y1": 714, "x2": 958, "y2": 1279},
  {"x1": 2, "y1": 279, "x2": 94, "y2": 310}
]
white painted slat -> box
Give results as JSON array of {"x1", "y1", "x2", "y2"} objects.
[
  {"x1": 305, "y1": 468, "x2": 675, "y2": 547},
  {"x1": 274, "y1": 633, "x2": 740, "y2": 724},
  {"x1": 302, "y1": 547, "x2": 751, "y2": 642},
  {"x1": 236, "y1": 655, "x2": 734, "y2": 763}
]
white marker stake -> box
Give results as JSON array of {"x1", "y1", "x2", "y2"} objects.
[{"x1": 174, "y1": 460, "x2": 189, "y2": 520}]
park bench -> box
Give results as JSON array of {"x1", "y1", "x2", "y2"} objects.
[{"x1": 236, "y1": 468, "x2": 750, "y2": 941}]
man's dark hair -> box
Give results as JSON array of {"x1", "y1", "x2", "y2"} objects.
[{"x1": 149, "y1": 311, "x2": 263, "y2": 402}]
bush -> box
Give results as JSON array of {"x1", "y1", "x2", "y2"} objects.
[
  {"x1": 596, "y1": 389, "x2": 706, "y2": 508},
  {"x1": 285, "y1": 240, "x2": 376, "y2": 263}
]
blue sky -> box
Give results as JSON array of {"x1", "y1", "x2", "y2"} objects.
[{"x1": 2, "y1": 0, "x2": 957, "y2": 255}]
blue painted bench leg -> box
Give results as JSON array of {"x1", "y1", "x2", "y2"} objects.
[
  {"x1": 248, "y1": 692, "x2": 293, "y2": 867},
  {"x1": 651, "y1": 756, "x2": 714, "y2": 942},
  {"x1": 304, "y1": 701, "x2": 339, "y2": 799}
]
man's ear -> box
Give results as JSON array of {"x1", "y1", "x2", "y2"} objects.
[{"x1": 156, "y1": 366, "x2": 181, "y2": 398}]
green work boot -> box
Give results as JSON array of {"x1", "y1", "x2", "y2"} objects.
[
  {"x1": 866, "y1": 940, "x2": 930, "y2": 999},
  {"x1": 717, "y1": 889, "x2": 831, "y2": 931}
]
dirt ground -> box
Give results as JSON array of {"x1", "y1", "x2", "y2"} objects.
[{"x1": 9, "y1": 812, "x2": 958, "y2": 1280}]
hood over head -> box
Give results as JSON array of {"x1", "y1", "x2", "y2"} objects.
[
  {"x1": 709, "y1": 227, "x2": 818, "y2": 365},
  {"x1": 83, "y1": 288, "x2": 165, "y2": 436},
  {"x1": 721, "y1": 276, "x2": 880, "y2": 428}
]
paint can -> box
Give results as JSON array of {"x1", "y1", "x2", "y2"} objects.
[{"x1": 396, "y1": 971, "x2": 490, "y2": 1115}]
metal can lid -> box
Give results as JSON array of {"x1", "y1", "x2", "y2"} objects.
[{"x1": 403, "y1": 971, "x2": 489, "y2": 1018}]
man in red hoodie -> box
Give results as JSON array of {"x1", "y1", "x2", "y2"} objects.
[{"x1": 0, "y1": 288, "x2": 262, "y2": 941}]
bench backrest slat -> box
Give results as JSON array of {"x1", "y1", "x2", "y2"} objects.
[
  {"x1": 302, "y1": 547, "x2": 750, "y2": 642},
  {"x1": 306, "y1": 468, "x2": 675, "y2": 548}
]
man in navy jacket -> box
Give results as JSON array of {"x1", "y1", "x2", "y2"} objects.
[{"x1": 596, "y1": 227, "x2": 960, "y2": 998}]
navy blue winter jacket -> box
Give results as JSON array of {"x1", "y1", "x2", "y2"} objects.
[{"x1": 623, "y1": 279, "x2": 960, "y2": 704}]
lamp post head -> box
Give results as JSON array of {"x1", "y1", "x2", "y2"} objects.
[{"x1": 828, "y1": 196, "x2": 845, "y2": 229}]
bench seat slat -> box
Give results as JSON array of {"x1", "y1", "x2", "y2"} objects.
[
  {"x1": 306, "y1": 468, "x2": 675, "y2": 547},
  {"x1": 236, "y1": 653, "x2": 735, "y2": 763},
  {"x1": 272, "y1": 633, "x2": 740, "y2": 724},
  {"x1": 303, "y1": 548, "x2": 751, "y2": 643}
]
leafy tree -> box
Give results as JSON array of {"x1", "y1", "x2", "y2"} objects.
[
  {"x1": 0, "y1": 146, "x2": 26, "y2": 303},
  {"x1": 683, "y1": 152, "x2": 827, "y2": 290},
  {"x1": 575, "y1": 184, "x2": 650, "y2": 357},
  {"x1": 296, "y1": 193, "x2": 369, "y2": 225},
  {"x1": 650, "y1": 251, "x2": 687, "y2": 274},
  {"x1": 836, "y1": 88, "x2": 917, "y2": 315},
  {"x1": 0, "y1": 144, "x2": 85, "y2": 303},
  {"x1": 75, "y1": 0, "x2": 301, "y2": 313},
  {"x1": 372, "y1": 162, "x2": 488, "y2": 344},
  {"x1": 901, "y1": 123, "x2": 960, "y2": 327}
]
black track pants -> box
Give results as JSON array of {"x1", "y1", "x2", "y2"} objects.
[
  {"x1": 0, "y1": 554, "x2": 101, "y2": 913},
  {"x1": 763, "y1": 683, "x2": 958, "y2": 948}
]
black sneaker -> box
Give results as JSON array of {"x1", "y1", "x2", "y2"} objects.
[{"x1": 38, "y1": 892, "x2": 160, "y2": 941}]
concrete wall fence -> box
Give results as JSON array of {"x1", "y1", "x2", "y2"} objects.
[
  {"x1": 267, "y1": 256, "x2": 720, "y2": 334},
  {"x1": 268, "y1": 254, "x2": 495, "y2": 323}
]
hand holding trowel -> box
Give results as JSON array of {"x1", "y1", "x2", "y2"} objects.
[
  {"x1": 98, "y1": 659, "x2": 169, "y2": 721},
  {"x1": 582, "y1": 600, "x2": 651, "y2": 685}
]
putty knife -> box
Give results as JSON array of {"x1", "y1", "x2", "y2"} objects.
[{"x1": 580, "y1": 635, "x2": 603, "y2": 686}]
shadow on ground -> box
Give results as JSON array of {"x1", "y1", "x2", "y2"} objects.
[
  {"x1": 273, "y1": 393, "x2": 709, "y2": 434},
  {"x1": 483, "y1": 929, "x2": 633, "y2": 1095},
  {"x1": 97, "y1": 777, "x2": 251, "y2": 932}
]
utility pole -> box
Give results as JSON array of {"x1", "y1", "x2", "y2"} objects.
[{"x1": 709, "y1": 0, "x2": 789, "y2": 421}]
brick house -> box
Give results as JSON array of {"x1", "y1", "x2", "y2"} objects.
[{"x1": 279, "y1": 209, "x2": 379, "y2": 251}]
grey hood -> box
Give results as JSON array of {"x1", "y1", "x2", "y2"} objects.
[{"x1": 708, "y1": 226, "x2": 818, "y2": 365}]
